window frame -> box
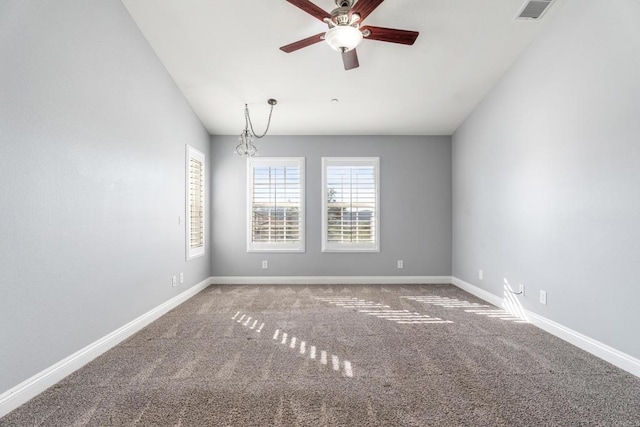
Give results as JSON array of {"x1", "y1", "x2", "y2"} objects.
[
  {"x1": 186, "y1": 145, "x2": 205, "y2": 260},
  {"x1": 246, "y1": 157, "x2": 306, "y2": 253},
  {"x1": 321, "y1": 157, "x2": 380, "y2": 253}
]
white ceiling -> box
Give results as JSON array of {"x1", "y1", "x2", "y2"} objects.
[{"x1": 121, "y1": 0, "x2": 559, "y2": 136}]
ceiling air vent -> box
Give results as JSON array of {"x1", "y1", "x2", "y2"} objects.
[{"x1": 516, "y1": 0, "x2": 555, "y2": 20}]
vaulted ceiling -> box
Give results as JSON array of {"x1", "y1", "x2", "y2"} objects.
[{"x1": 122, "y1": 0, "x2": 560, "y2": 136}]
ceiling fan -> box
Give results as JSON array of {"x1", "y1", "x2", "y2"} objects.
[{"x1": 280, "y1": 0, "x2": 419, "y2": 70}]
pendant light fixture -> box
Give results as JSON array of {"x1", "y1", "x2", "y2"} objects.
[{"x1": 235, "y1": 99, "x2": 277, "y2": 157}]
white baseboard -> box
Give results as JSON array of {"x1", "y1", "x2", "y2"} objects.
[
  {"x1": 0, "y1": 277, "x2": 212, "y2": 418},
  {"x1": 450, "y1": 276, "x2": 504, "y2": 307},
  {"x1": 211, "y1": 276, "x2": 453, "y2": 285},
  {"x1": 451, "y1": 276, "x2": 640, "y2": 378}
]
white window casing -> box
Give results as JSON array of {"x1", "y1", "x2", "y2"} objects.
[
  {"x1": 186, "y1": 145, "x2": 205, "y2": 260},
  {"x1": 322, "y1": 157, "x2": 380, "y2": 252},
  {"x1": 247, "y1": 157, "x2": 305, "y2": 253}
]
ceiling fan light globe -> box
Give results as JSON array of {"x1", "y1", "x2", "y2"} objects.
[{"x1": 325, "y1": 25, "x2": 363, "y2": 52}]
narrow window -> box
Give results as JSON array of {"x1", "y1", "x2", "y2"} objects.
[
  {"x1": 247, "y1": 157, "x2": 305, "y2": 252},
  {"x1": 322, "y1": 157, "x2": 380, "y2": 252},
  {"x1": 186, "y1": 145, "x2": 205, "y2": 260}
]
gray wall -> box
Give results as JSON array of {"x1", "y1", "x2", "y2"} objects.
[
  {"x1": 0, "y1": 1, "x2": 210, "y2": 394},
  {"x1": 210, "y1": 135, "x2": 452, "y2": 277},
  {"x1": 452, "y1": 0, "x2": 640, "y2": 360}
]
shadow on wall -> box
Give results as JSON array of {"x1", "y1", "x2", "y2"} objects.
[{"x1": 503, "y1": 278, "x2": 528, "y2": 322}]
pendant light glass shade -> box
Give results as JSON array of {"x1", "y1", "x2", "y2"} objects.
[{"x1": 235, "y1": 129, "x2": 257, "y2": 156}]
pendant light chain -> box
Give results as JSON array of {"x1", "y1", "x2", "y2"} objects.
[{"x1": 245, "y1": 102, "x2": 275, "y2": 139}]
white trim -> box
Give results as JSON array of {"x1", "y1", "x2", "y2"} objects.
[
  {"x1": 526, "y1": 311, "x2": 640, "y2": 377},
  {"x1": 451, "y1": 276, "x2": 640, "y2": 378},
  {"x1": 321, "y1": 157, "x2": 380, "y2": 253},
  {"x1": 211, "y1": 276, "x2": 452, "y2": 285},
  {"x1": 186, "y1": 145, "x2": 206, "y2": 261},
  {"x1": 450, "y1": 276, "x2": 503, "y2": 307},
  {"x1": 0, "y1": 277, "x2": 212, "y2": 418},
  {"x1": 246, "y1": 157, "x2": 306, "y2": 253}
]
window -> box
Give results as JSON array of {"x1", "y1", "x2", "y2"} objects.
[
  {"x1": 322, "y1": 157, "x2": 380, "y2": 252},
  {"x1": 186, "y1": 145, "x2": 205, "y2": 260},
  {"x1": 247, "y1": 157, "x2": 305, "y2": 252}
]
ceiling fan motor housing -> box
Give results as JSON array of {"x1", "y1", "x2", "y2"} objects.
[
  {"x1": 335, "y1": 0, "x2": 355, "y2": 8},
  {"x1": 330, "y1": 7, "x2": 353, "y2": 22}
]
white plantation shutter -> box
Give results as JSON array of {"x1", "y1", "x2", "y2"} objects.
[
  {"x1": 247, "y1": 157, "x2": 305, "y2": 252},
  {"x1": 189, "y1": 158, "x2": 204, "y2": 247},
  {"x1": 186, "y1": 145, "x2": 205, "y2": 260},
  {"x1": 322, "y1": 157, "x2": 380, "y2": 252}
]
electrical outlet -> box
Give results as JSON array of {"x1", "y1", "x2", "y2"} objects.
[
  {"x1": 262, "y1": 260, "x2": 268, "y2": 269},
  {"x1": 179, "y1": 273, "x2": 184, "y2": 284},
  {"x1": 172, "y1": 276, "x2": 177, "y2": 287},
  {"x1": 397, "y1": 260, "x2": 404, "y2": 269},
  {"x1": 519, "y1": 284, "x2": 525, "y2": 296},
  {"x1": 540, "y1": 290, "x2": 547, "y2": 305},
  {"x1": 479, "y1": 270, "x2": 483, "y2": 280}
]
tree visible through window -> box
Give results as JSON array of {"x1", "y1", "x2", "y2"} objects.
[
  {"x1": 247, "y1": 157, "x2": 305, "y2": 252},
  {"x1": 322, "y1": 157, "x2": 379, "y2": 252}
]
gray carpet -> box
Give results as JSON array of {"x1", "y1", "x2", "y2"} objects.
[{"x1": 2, "y1": 284, "x2": 640, "y2": 426}]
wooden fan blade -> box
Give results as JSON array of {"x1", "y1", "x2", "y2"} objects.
[
  {"x1": 361, "y1": 26, "x2": 419, "y2": 45},
  {"x1": 342, "y1": 49, "x2": 359, "y2": 70},
  {"x1": 280, "y1": 32, "x2": 325, "y2": 53},
  {"x1": 351, "y1": 0, "x2": 384, "y2": 21},
  {"x1": 286, "y1": 0, "x2": 331, "y2": 22}
]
